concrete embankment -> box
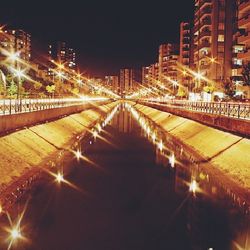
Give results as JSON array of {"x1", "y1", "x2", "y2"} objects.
[
  {"x1": 133, "y1": 103, "x2": 250, "y2": 203},
  {"x1": 0, "y1": 101, "x2": 118, "y2": 208},
  {"x1": 139, "y1": 101, "x2": 250, "y2": 137},
  {"x1": 0, "y1": 101, "x2": 110, "y2": 134}
]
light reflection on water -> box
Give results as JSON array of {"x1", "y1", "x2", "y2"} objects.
[
  {"x1": 0, "y1": 102, "x2": 249, "y2": 250},
  {"x1": 124, "y1": 102, "x2": 250, "y2": 250}
]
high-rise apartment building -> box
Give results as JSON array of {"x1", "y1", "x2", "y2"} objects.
[
  {"x1": 0, "y1": 29, "x2": 31, "y2": 62},
  {"x1": 105, "y1": 75, "x2": 119, "y2": 95},
  {"x1": 179, "y1": 22, "x2": 192, "y2": 89},
  {"x1": 179, "y1": 22, "x2": 191, "y2": 67},
  {"x1": 193, "y1": 0, "x2": 234, "y2": 91},
  {"x1": 120, "y1": 69, "x2": 131, "y2": 97},
  {"x1": 142, "y1": 66, "x2": 150, "y2": 86},
  {"x1": 49, "y1": 41, "x2": 76, "y2": 70},
  {"x1": 232, "y1": 0, "x2": 250, "y2": 97},
  {"x1": 148, "y1": 63, "x2": 159, "y2": 86},
  {"x1": 159, "y1": 43, "x2": 179, "y2": 86},
  {"x1": 119, "y1": 69, "x2": 139, "y2": 97}
]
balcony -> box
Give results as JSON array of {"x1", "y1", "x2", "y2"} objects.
[
  {"x1": 182, "y1": 38, "x2": 190, "y2": 44},
  {"x1": 200, "y1": 0, "x2": 212, "y2": 5},
  {"x1": 201, "y1": 18, "x2": 212, "y2": 26},
  {"x1": 199, "y1": 41, "x2": 211, "y2": 49},
  {"x1": 238, "y1": 32, "x2": 250, "y2": 44},
  {"x1": 238, "y1": 14, "x2": 250, "y2": 28},
  {"x1": 200, "y1": 7, "x2": 212, "y2": 19},
  {"x1": 239, "y1": 0, "x2": 250, "y2": 12},
  {"x1": 237, "y1": 49, "x2": 250, "y2": 60},
  {"x1": 182, "y1": 47, "x2": 190, "y2": 52},
  {"x1": 200, "y1": 30, "x2": 211, "y2": 38}
]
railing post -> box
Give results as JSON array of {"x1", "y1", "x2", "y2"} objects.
[
  {"x1": 9, "y1": 99, "x2": 12, "y2": 115},
  {"x1": 3, "y1": 99, "x2": 5, "y2": 115},
  {"x1": 238, "y1": 104, "x2": 241, "y2": 119}
]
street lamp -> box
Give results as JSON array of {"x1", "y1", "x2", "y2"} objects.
[{"x1": 14, "y1": 68, "x2": 25, "y2": 112}]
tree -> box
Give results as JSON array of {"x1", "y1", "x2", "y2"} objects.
[
  {"x1": 242, "y1": 62, "x2": 250, "y2": 86},
  {"x1": 176, "y1": 87, "x2": 186, "y2": 98},
  {"x1": 71, "y1": 87, "x2": 79, "y2": 96},
  {"x1": 224, "y1": 80, "x2": 236, "y2": 98},
  {"x1": 203, "y1": 84, "x2": 215, "y2": 94},
  {"x1": 7, "y1": 80, "x2": 17, "y2": 97},
  {"x1": 46, "y1": 84, "x2": 56, "y2": 97}
]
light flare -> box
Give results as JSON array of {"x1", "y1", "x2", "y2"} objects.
[
  {"x1": 169, "y1": 153, "x2": 175, "y2": 168},
  {"x1": 189, "y1": 180, "x2": 198, "y2": 194}
]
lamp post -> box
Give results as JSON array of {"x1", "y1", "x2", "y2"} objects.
[{"x1": 14, "y1": 68, "x2": 25, "y2": 112}]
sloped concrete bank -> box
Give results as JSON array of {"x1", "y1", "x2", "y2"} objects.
[
  {"x1": 133, "y1": 103, "x2": 250, "y2": 206},
  {"x1": 0, "y1": 100, "x2": 111, "y2": 134},
  {"x1": 0, "y1": 101, "x2": 119, "y2": 211},
  {"x1": 139, "y1": 101, "x2": 250, "y2": 137}
]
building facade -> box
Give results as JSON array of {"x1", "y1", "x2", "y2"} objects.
[
  {"x1": 0, "y1": 29, "x2": 31, "y2": 62},
  {"x1": 158, "y1": 43, "x2": 179, "y2": 88},
  {"x1": 193, "y1": 0, "x2": 234, "y2": 91},
  {"x1": 232, "y1": 0, "x2": 250, "y2": 97}
]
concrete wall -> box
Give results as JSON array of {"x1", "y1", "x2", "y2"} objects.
[
  {"x1": 134, "y1": 103, "x2": 250, "y2": 203},
  {"x1": 0, "y1": 101, "x2": 110, "y2": 134},
  {"x1": 0, "y1": 101, "x2": 118, "y2": 209},
  {"x1": 139, "y1": 102, "x2": 250, "y2": 137}
]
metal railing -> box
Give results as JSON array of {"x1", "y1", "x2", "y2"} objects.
[
  {"x1": 0, "y1": 97, "x2": 108, "y2": 115},
  {"x1": 143, "y1": 99, "x2": 250, "y2": 120}
]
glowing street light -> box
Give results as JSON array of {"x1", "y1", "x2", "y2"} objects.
[
  {"x1": 169, "y1": 153, "x2": 175, "y2": 168},
  {"x1": 8, "y1": 51, "x2": 20, "y2": 62},
  {"x1": 158, "y1": 140, "x2": 163, "y2": 151},
  {"x1": 189, "y1": 180, "x2": 198, "y2": 194},
  {"x1": 10, "y1": 227, "x2": 21, "y2": 240},
  {"x1": 55, "y1": 172, "x2": 64, "y2": 184},
  {"x1": 75, "y1": 149, "x2": 82, "y2": 161}
]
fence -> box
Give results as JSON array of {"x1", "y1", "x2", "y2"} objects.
[
  {"x1": 0, "y1": 98, "x2": 107, "y2": 115},
  {"x1": 144, "y1": 100, "x2": 250, "y2": 120}
]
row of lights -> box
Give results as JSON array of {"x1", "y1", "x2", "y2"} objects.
[{"x1": 128, "y1": 103, "x2": 199, "y2": 195}]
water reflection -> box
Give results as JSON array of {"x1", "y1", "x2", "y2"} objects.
[
  {"x1": 0, "y1": 102, "x2": 249, "y2": 250},
  {"x1": 126, "y1": 103, "x2": 250, "y2": 250}
]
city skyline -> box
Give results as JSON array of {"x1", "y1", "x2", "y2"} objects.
[{"x1": 0, "y1": 0, "x2": 194, "y2": 76}]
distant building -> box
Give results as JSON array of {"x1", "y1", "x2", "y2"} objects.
[
  {"x1": 159, "y1": 43, "x2": 179, "y2": 85},
  {"x1": 105, "y1": 75, "x2": 119, "y2": 94},
  {"x1": 142, "y1": 66, "x2": 150, "y2": 86},
  {"x1": 120, "y1": 69, "x2": 135, "y2": 97},
  {"x1": 49, "y1": 41, "x2": 76, "y2": 70},
  {"x1": 148, "y1": 63, "x2": 159, "y2": 86}
]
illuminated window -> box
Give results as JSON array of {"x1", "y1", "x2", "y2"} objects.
[
  {"x1": 218, "y1": 35, "x2": 224, "y2": 42},
  {"x1": 233, "y1": 45, "x2": 244, "y2": 53},
  {"x1": 233, "y1": 58, "x2": 243, "y2": 65}
]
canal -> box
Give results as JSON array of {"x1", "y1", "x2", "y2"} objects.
[{"x1": 0, "y1": 102, "x2": 249, "y2": 250}]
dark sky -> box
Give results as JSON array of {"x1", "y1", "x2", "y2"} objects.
[{"x1": 0, "y1": 0, "x2": 194, "y2": 77}]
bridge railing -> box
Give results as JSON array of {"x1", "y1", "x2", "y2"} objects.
[
  {"x1": 0, "y1": 97, "x2": 108, "y2": 115},
  {"x1": 142, "y1": 99, "x2": 250, "y2": 120}
]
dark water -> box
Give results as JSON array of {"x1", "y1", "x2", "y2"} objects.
[{"x1": 0, "y1": 103, "x2": 249, "y2": 250}]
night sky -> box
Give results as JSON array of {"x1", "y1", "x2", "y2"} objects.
[{"x1": 0, "y1": 1, "x2": 194, "y2": 77}]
